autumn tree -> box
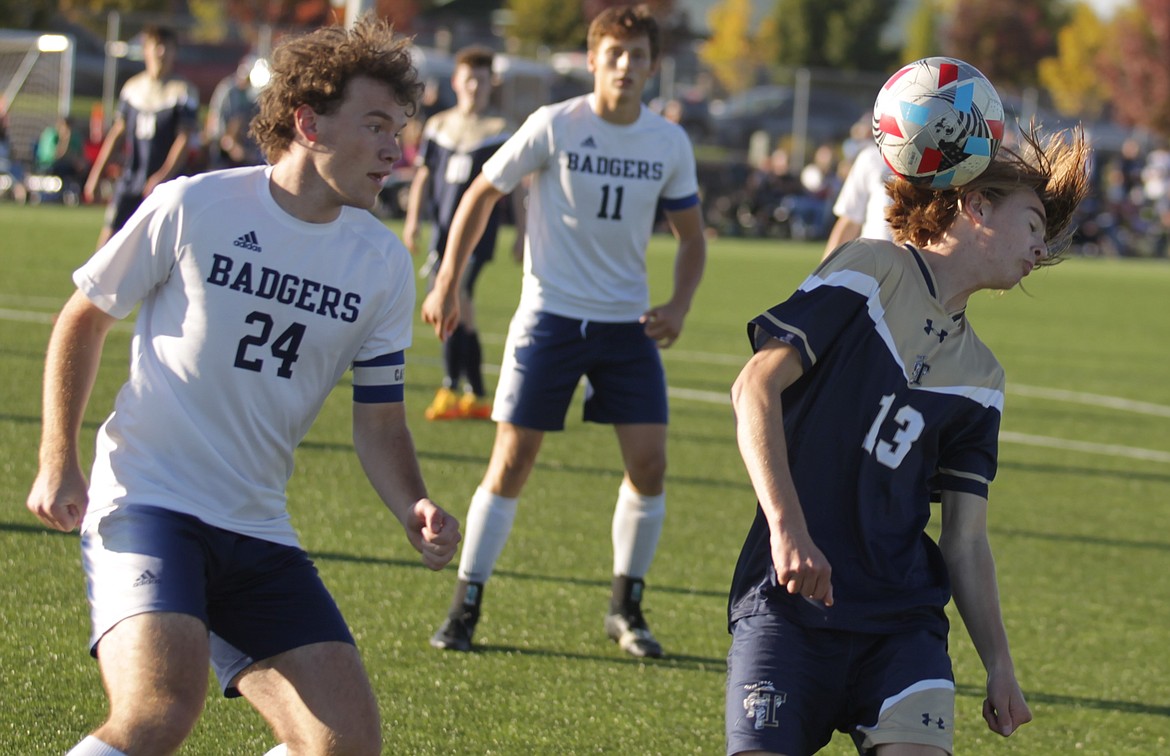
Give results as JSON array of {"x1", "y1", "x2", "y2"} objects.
[
  {"x1": 765, "y1": 0, "x2": 897, "y2": 72},
  {"x1": 699, "y1": 0, "x2": 776, "y2": 94},
  {"x1": 503, "y1": 0, "x2": 676, "y2": 55},
  {"x1": 1099, "y1": 0, "x2": 1170, "y2": 136},
  {"x1": 1037, "y1": 2, "x2": 1112, "y2": 119},
  {"x1": 944, "y1": 0, "x2": 1067, "y2": 91}
]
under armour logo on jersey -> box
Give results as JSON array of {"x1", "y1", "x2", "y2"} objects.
[
  {"x1": 923, "y1": 319, "x2": 948, "y2": 343},
  {"x1": 579, "y1": 136, "x2": 597, "y2": 148},
  {"x1": 922, "y1": 712, "x2": 947, "y2": 730},
  {"x1": 233, "y1": 231, "x2": 262, "y2": 252}
]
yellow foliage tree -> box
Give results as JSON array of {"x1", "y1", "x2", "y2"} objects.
[
  {"x1": 1037, "y1": 1, "x2": 1111, "y2": 118},
  {"x1": 699, "y1": 0, "x2": 776, "y2": 95}
]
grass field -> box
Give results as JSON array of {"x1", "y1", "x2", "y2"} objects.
[{"x1": 1, "y1": 202, "x2": 1168, "y2": 754}]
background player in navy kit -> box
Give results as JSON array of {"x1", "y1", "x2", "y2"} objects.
[
  {"x1": 83, "y1": 25, "x2": 199, "y2": 250},
  {"x1": 422, "y1": 4, "x2": 707, "y2": 658},
  {"x1": 26, "y1": 16, "x2": 461, "y2": 755},
  {"x1": 403, "y1": 45, "x2": 524, "y2": 421},
  {"x1": 725, "y1": 127, "x2": 1090, "y2": 755}
]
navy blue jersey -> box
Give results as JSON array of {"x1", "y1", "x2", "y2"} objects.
[
  {"x1": 728, "y1": 240, "x2": 1004, "y2": 636},
  {"x1": 417, "y1": 107, "x2": 511, "y2": 262},
  {"x1": 115, "y1": 72, "x2": 199, "y2": 194}
]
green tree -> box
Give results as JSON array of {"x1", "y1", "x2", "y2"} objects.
[
  {"x1": 503, "y1": 0, "x2": 676, "y2": 55},
  {"x1": 0, "y1": 0, "x2": 57, "y2": 29},
  {"x1": 944, "y1": 0, "x2": 1067, "y2": 91},
  {"x1": 1100, "y1": 0, "x2": 1170, "y2": 136},
  {"x1": 766, "y1": 0, "x2": 897, "y2": 71},
  {"x1": 505, "y1": 0, "x2": 587, "y2": 54},
  {"x1": 1037, "y1": 2, "x2": 1111, "y2": 118},
  {"x1": 699, "y1": 0, "x2": 776, "y2": 93},
  {"x1": 902, "y1": 0, "x2": 946, "y2": 63}
]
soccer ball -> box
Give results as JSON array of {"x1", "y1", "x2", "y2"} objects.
[{"x1": 872, "y1": 57, "x2": 1005, "y2": 189}]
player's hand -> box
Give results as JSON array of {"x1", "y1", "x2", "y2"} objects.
[
  {"x1": 641, "y1": 300, "x2": 688, "y2": 349},
  {"x1": 420, "y1": 287, "x2": 459, "y2": 342},
  {"x1": 26, "y1": 465, "x2": 90, "y2": 532},
  {"x1": 82, "y1": 177, "x2": 98, "y2": 205},
  {"x1": 983, "y1": 668, "x2": 1032, "y2": 736},
  {"x1": 769, "y1": 526, "x2": 834, "y2": 607},
  {"x1": 404, "y1": 499, "x2": 462, "y2": 570}
]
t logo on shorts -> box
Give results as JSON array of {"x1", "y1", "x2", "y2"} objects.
[{"x1": 743, "y1": 681, "x2": 786, "y2": 730}]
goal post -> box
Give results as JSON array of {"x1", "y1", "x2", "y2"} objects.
[{"x1": 0, "y1": 30, "x2": 74, "y2": 166}]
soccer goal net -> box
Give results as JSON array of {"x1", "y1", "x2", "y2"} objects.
[{"x1": 0, "y1": 30, "x2": 73, "y2": 166}]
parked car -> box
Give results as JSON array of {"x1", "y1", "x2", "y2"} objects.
[{"x1": 707, "y1": 85, "x2": 864, "y2": 149}]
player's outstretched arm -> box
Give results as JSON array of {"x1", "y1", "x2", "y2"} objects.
[
  {"x1": 401, "y1": 164, "x2": 432, "y2": 257},
  {"x1": 822, "y1": 216, "x2": 862, "y2": 261},
  {"x1": 27, "y1": 291, "x2": 118, "y2": 531},
  {"x1": 730, "y1": 339, "x2": 833, "y2": 606},
  {"x1": 352, "y1": 401, "x2": 461, "y2": 569},
  {"x1": 939, "y1": 490, "x2": 1032, "y2": 736},
  {"x1": 643, "y1": 203, "x2": 706, "y2": 349},
  {"x1": 84, "y1": 118, "x2": 125, "y2": 204},
  {"x1": 420, "y1": 174, "x2": 504, "y2": 340}
]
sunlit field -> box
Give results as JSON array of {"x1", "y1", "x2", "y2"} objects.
[{"x1": 1, "y1": 202, "x2": 1167, "y2": 753}]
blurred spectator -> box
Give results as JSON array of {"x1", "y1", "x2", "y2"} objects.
[
  {"x1": 84, "y1": 105, "x2": 106, "y2": 169},
  {"x1": 739, "y1": 147, "x2": 803, "y2": 237},
  {"x1": 0, "y1": 107, "x2": 28, "y2": 203},
  {"x1": 204, "y1": 54, "x2": 266, "y2": 170},
  {"x1": 1141, "y1": 146, "x2": 1170, "y2": 257},
  {"x1": 793, "y1": 143, "x2": 839, "y2": 239},
  {"x1": 84, "y1": 25, "x2": 199, "y2": 249},
  {"x1": 35, "y1": 116, "x2": 88, "y2": 181},
  {"x1": 839, "y1": 115, "x2": 873, "y2": 165}
]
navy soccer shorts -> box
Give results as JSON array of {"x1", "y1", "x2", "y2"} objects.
[
  {"x1": 492, "y1": 309, "x2": 668, "y2": 430},
  {"x1": 726, "y1": 612, "x2": 956, "y2": 755},
  {"x1": 104, "y1": 187, "x2": 143, "y2": 233},
  {"x1": 82, "y1": 504, "x2": 355, "y2": 697}
]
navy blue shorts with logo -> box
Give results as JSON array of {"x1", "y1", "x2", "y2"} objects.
[
  {"x1": 726, "y1": 612, "x2": 956, "y2": 755},
  {"x1": 82, "y1": 504, "x2": 354, "y2": 697},
  {"x1": 492, "y1": 309, "x2": 668, "y2": 430}
]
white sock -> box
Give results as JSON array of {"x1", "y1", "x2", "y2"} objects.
[
  {"x1": 262, "y1": 745, "x2": 288, "y2": 756},
  {"x1": 612, "y1": 482, "x2": 666, "y2": 578},
  {"x1": 67, "y1": 736, "x2": 128, "y2": 756},
  {"x1": 457, "y1": 486, "x2": 518, "y2": 583}
]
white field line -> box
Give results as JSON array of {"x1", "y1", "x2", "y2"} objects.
[{"x1": 7, "y1": 307, "x2": 1168, "y2": 463}]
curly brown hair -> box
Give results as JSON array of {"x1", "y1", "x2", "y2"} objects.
[
  {"x1": 251, "y1": 13, "x2": 422, "y2": 163},
  {"x1": 885, "y1": 124, "x2": 1092, "y2": 265},
  {"x1": 588, "y1": 4, "x2": 660, "y2": 62}
]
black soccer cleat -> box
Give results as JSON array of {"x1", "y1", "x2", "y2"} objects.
[
  {"x1": 605, "y1": 575, "x2": 663, "y2": 658},
  {"x1": 604, "y1": 608, "x2": 663, "y2": 658},
  {"x1": 431, "y1": 579, "x2": 482, "y2": 652},
  {"x1": 430, "y1": 614, "x2": 476, "y2": 652}
]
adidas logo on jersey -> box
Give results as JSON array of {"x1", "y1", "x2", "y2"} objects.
[
  {"x1": 132, "y1": 569, "x2": 161, "y2": 587},
  {"x1": 233, "y1": 231, "x2": 262, "y2": 252},
  {"x1": 580, "y1": 136, "x2": 597, "y2": 148}
]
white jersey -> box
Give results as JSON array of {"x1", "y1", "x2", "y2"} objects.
[
  {"x1": 483, "y1": 94, "x2": 699, "y2": 322},
  {"x1": 75, "y1": 166, "x2": 415, "y2": 547},
  {"x1": 832, "y1": 143, "x2": 894, "y2": 242}
]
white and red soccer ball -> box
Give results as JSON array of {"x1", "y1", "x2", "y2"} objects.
[{"x1": 873, "y1": 57, "x2": 1005, "y2": 189}]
